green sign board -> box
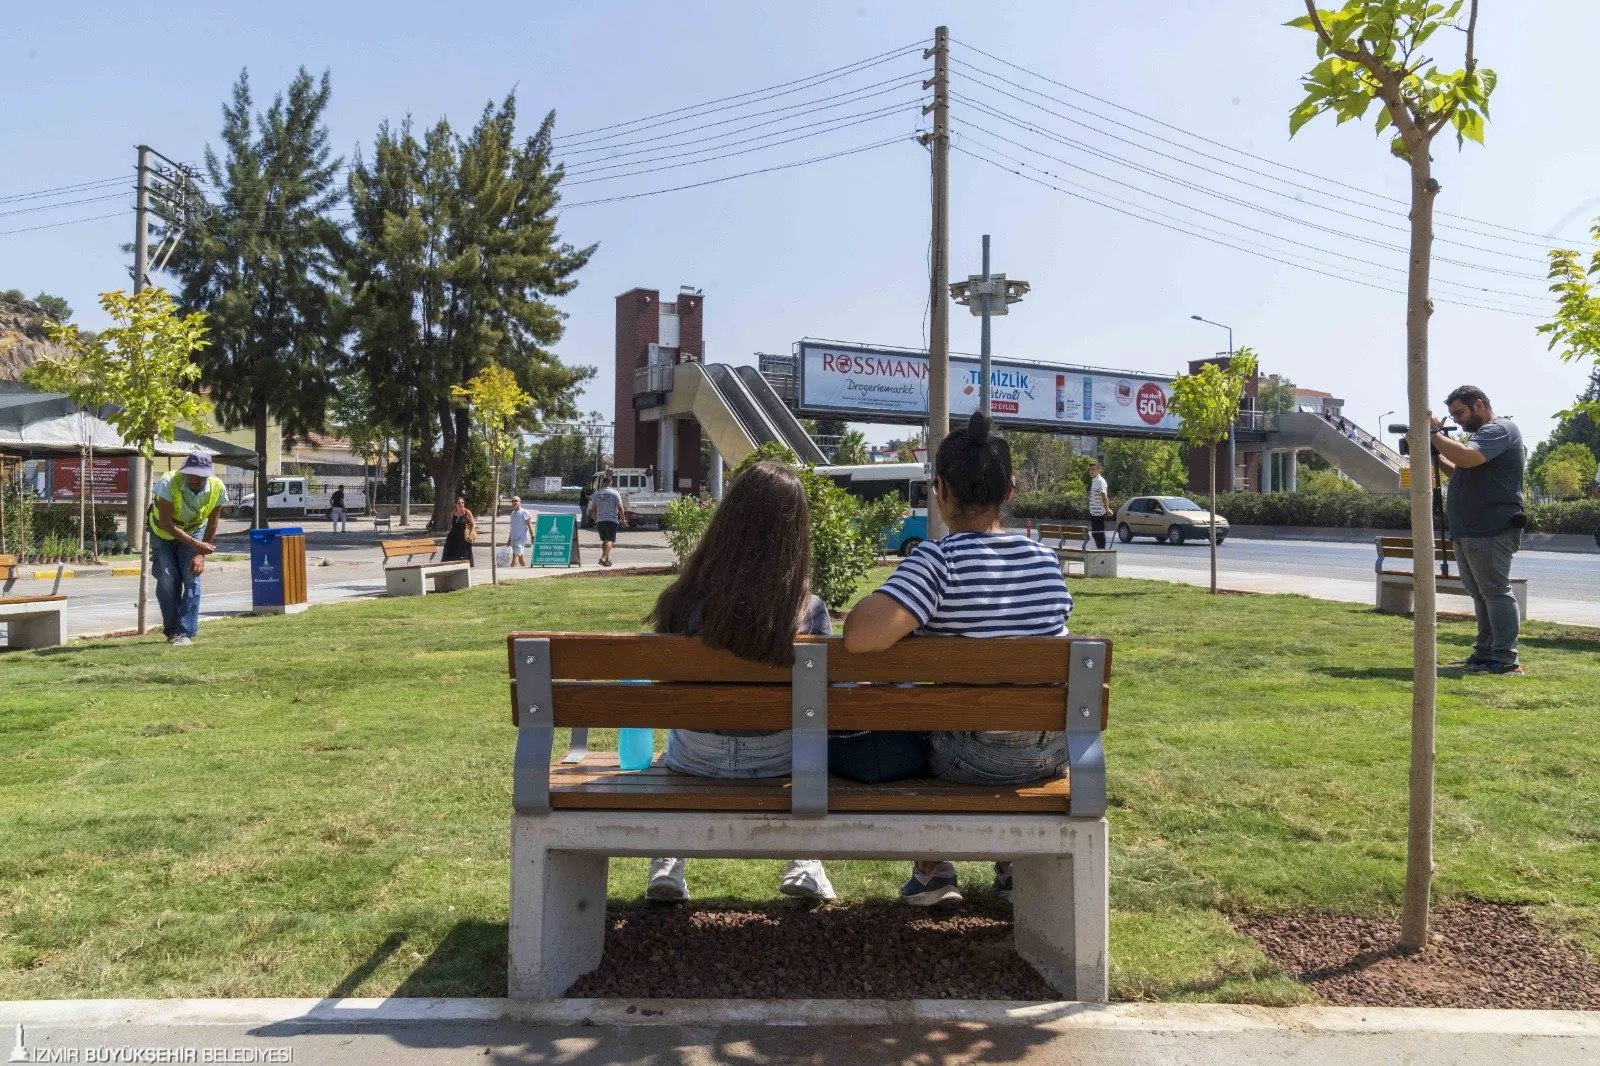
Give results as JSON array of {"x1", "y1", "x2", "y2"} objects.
[{"x1": 531, "y1": 512, "x2": 578, "y2": 567}]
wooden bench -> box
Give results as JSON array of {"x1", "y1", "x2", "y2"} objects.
[
  {"x1": 0, "y1": 555, "x2": 67, "y2": 649},
  {"x1": 1037, "y1": 522, "x2": 1117, "y2": 578},
  {"x1": 504, "y1": 631, "x2": 1113, "y2": 1002},
  {"x1": 380, "y1": 538, "x2": 470, "y2": 597},
  {"x1": 1374, "y1": 536, "x2": 1528, "y2": 619},
  {"x1": 373, "y1": 516, "x2": 393, "y2": 531}
]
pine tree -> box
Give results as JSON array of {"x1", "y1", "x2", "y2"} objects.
[
  {"x1": 165, "y1": 69, "x2": 346, "y2": 527},
  {"x1": 346, "y1": 94, "x2": 595, "y2": 530}
]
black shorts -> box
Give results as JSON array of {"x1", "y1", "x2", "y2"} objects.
[{"x1": 597, "y1": 521, "x2": 619, "y2": 544}]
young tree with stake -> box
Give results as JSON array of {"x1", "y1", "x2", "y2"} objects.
[
  {"x1": 1288, "y1": 0, "x2": 1496, "y2": 952},
  {"x1": 45, "y1": 289, "x2": 210, "y2": 633},
  {"x1": 452, "y1": 363, "x2": 531, "y2": 585},
  {"x1": 1170, "y1": 350, "x2": 1256, "y2": 593},
  {"x1": 1538, "y1": 219, "x2": 1600, "y2": 419},
  {"x1": 24, "y1": 340, "x2": 114, "y2": 559}
]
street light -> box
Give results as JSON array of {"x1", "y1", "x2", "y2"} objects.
[
  {"x1": 951, "y1": 234, "x2": 1029, "y2": 414},
  {"x1": 1378, "y1": 410, "x2": 1395, "y2": 447},
  {"x1": 1189, "y1": 315, "x2": 1238, "y2": 489}
]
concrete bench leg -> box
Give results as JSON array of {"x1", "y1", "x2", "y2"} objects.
[
  {"x1": 1375, "y1": 577, "x2": 1412, "y2": 615},
  {"x1": 1083, "y1": 552, "x2": 1118, "y2": 578},
  {"x1": 433, "y1": 568, "x2": 471, "y2": 593},
  {"x1": 1514, "y1": 582, "x2": 1528, "y2": 621},
  {"x1": 386, "y1": 569, "x2": 423, "y2": 597},
  {"x1": 5, "y1": 610, "x2": 65, "y2": 649},
  {"x1": 1011, "y1": 817, "x2": 1109, "y2": 1002},
  {"x1": 509, "y1": 825, "x2": 610, "y2": 1000}
]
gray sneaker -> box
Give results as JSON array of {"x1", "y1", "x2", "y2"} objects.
[
  {"x1": 168, "y1": 635, "x2": 193, "y2": 647},
  {"x1": 778, "y1": 859, "x2": 836, "y2": 901},
  {"x1": 646, "y1": 857, "x2": 688, "y2": 901},
  {"x1": 899, "y1": 861, "x2": 962, "y2": 906}
]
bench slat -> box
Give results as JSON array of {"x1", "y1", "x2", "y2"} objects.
[
  {"x1": 548, "y1": 755, "x2": 1069, "y2": 812},
  {"x1": 507, "y1": 632, "x2": 1092, "y2": 685},
  {"x1": 540, "y1": 682, "x2": 1069, "y2": 731},
  {"x1": 0, "y1": 595, "x2": 68, "y2": 605}
]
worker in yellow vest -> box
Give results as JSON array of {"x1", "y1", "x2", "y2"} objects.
[{"x1": 148, "y1": 450, "x2": 229, "y2": 646}]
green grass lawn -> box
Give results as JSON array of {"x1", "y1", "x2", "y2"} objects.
[{"x1": 2, "y1": 572, "x2": 1597, "y2": 1002}]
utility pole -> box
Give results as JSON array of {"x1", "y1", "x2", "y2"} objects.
[
  {"x1": 924, "y1": 25, "x2": 950, "y2": 539},
  {"x1": 951, "y1": 236, "x2": 1029, "y2": 418},
  {"x1": 130, "y1": 145, "x2": 152, "y2": 634},
  {"x1": 979, "y1": 234, "x2": 992, "y2": 413}
]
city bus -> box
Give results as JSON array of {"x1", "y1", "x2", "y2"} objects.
[{"x1": 814, "y1": 462, "x2": 929, "y2": 555}]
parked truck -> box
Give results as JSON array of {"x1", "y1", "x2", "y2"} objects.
[
  {"x1": 236, "y1": 476, "x2": 367, "y2": 518},
  {"x1": 587, "y1": 467, "x2": 677, "y2": 525}
]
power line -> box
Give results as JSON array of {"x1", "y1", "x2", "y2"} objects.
[
  {"x1": 950, "y1": 93, "x2": 1548, "y2": 283},
  {"x1": 0, "y1": 210, "x2": 129, "y2": 238},
  {"x1": 953, "y1": 144, "x2": 1544, "y2": 319},
  {"x1": 947, "y1": 37, "x2": 1591, "y2": 248},
  {"x1": 558, "y1": 73, "x2": 923, "y2": 159},
  {"x1": 0, "y1": 191, "x2": 132, "y2": 219},
  {"x1": 0, "y1": 175, "x2": 128, "y2": 204},
  {"x1": 563, "y1": 134, "x2": 910, "y2": 209},
  {"x1": 552, "y1": 41, "x2": 927, "y2": 145},
  {"x1": 953, "y1": 126, "x2": 1548, "y2": 308},
  {"x1": 564, "y1": 101, "x2": 922, "y2": 185}
]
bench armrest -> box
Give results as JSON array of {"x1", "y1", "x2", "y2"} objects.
[
  {"x1": 790, "y1": 642, "x2": 828, "y2": 818},
  {"x1": 1066, "y1": 639, "x2": 1108, "y2": 818},
  {"x1": 512, "y1": 637, "x2": 556, "y2": 814}
]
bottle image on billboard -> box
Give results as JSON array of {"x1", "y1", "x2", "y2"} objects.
[
  {"x1": 1055, "y1": 375, "x2": 1066, "y2": 419},
  {"x1": 1081, "y1": 376, "x2": 1094, "y2": 422}
]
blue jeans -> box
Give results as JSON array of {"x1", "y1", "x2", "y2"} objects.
[
  {"x1": 928, "y1": 730, "x2": 1068, "y2": 785},
  {"x1": 150, "y1": 535, "x2": 202, "y2": 639},
  {"x1": 664, "y1": 729, "x2": 792, "y2": 778}
]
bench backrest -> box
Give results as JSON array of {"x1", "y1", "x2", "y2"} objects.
[
  {"x1": 1037, "y1": 523, "x2": 1090, "y2": 547},
  {"x1": 506, "y1": 632, "x2": 1112, "y2": 819},
  {"x1": 1375, "y1": 536, "x2": 1453, "y2": 561},
  {"x1": 381, "y1": 538, "x2": 440, "y2": 563},
  {"x1": 0, "y1": 554, "x2": 15, "y2": 578}
]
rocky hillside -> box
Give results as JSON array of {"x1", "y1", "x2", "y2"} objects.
[{"x1": 0, "y1": 291, "x2": 71, "y2": 388}]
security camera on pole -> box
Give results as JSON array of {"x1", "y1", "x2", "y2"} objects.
[{"x1": 949, "y1": 234, "x2": 1030, "y2": 416}]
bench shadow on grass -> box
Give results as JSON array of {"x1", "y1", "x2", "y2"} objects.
[{"x1": 253, "y1": 916, "x2": 1090, "y2": 1064}]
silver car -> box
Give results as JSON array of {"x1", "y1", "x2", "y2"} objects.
[{"x1": 1115, "y1": 495, "x2": 1229, "y2": 545}]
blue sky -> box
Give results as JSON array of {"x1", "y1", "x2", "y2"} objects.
[{"x1": 4, "y1": 1, "x2": 1596, "y2": 447}]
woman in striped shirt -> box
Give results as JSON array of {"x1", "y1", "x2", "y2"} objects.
[{"x1": 844, "y1": 410, "x2": 1074, "y2": 906}]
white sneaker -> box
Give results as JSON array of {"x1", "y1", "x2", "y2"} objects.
[
  {"x1": 778, "y1": 859, "x2": 836, "y2": 901},
  {"x1": 168, "y1": 635, "x2": 193, "y2": 647},
  {"x1": 646, "y1": 857, "x2": 689, "y2": 901}
]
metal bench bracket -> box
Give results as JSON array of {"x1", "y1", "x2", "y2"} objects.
[
  {"x1": 790, "y1": 642, "x2": 829, "y2": 818},
  {"x1": 1065, "y1": 639, "x2": 1108, "y2": 818},
  {"x1": 512, "y1": 637, "x2": 555, "y2": 814}
]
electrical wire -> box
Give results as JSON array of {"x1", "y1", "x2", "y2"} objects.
[
  {"x1": 948, "y1": 37, "x2": 1589, "y2": 247},
  {"x1": 552, "y1": 41, "x2": 927, "y2": 145},
  {"x1": 562, "y1": 134, "x2": 910, "y2": 208},
  {"x1": 0, "y1": 211, "x2": 129, "y2": 238},
  {"x1": 953, "y1": 126, "x2": 1548, "y2": 308},
  {"x1": 0, "y1": 192, "x2": 133, "y2": 220},
  {"x1": 563, "y1": 101, "x2": 923, "y2": 185},
  {"x1": 558, "y1": 73, "x2": 923, "y2": 159},
  {"x1": 0, "y1": 176, "x2": 128, "y2": 204},
  {"x1": 950, "y1": 93, "x2": 1548, "y2": 283},
  {"x1": 953, "y1": 144, "x2": 1545, "y2": 318}
]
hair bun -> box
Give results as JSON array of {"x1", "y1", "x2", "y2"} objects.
[{"x1": 966, "y1": 410, "x2": 994, "y2": 445}]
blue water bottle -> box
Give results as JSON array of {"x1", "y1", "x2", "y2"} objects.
[{"x1": 618, "y1": 728, "x2": 656, "y2": 771}]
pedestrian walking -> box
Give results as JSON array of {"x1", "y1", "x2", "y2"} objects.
[
  {"x1": 587, "y1": 472, "x2": 626, "y2": 567},
  {"x1": 1087, "y1": 461, "x2": 1111, "y2": 550},
  {"x1": 506, "y1": 496, "x2": 534, "y2": 567},
  {"x1": 329, "y1": 486, "x2": 347, "y2": 534},
  {"x1": 148, "y1": 450, "x2": 228, "y2": 646},
  {"x1": 440, "y1": 496, "x2": 477, "y2": 566}
]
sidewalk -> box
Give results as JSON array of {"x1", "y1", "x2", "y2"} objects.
[{"x1": 4, "y1": 998, "x2": 1596, "y2": 1065}]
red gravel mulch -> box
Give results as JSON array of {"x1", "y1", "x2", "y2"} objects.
[
  {"x1": 1236, "y1": 900, "x2": 1600, "y2": 1010},
  {"x1": 567, "y1": 902, "x2": 1059, "y2": 1000}
]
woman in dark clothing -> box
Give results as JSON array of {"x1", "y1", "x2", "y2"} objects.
[{"x1": 440, "y1": 496, "x2": 477, "y2": 565}]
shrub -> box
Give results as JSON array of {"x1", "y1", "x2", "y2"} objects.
[
  {"x1": 1006, "y1": 490, "x2": 1088, "y2": 522},
  {"x1": 1526, "y1": 499, "x2": 1600, "y2": 534},
  {"x1": 1210, "y1": 490, "x2": 1412, "y2": 529},
  {"x1": 660, "y1": 494, "x2": 714, "y2": 567}
]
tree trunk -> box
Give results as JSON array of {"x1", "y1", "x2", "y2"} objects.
[
  {"x1": 1209, "y1": 441, "x2": 1218, "y2": 593},
  {"x1": 136, "y1": 452, "x2": 153, "y2": 635},
  {"x1": 86, "y1": 433, "x2": 97, "y2": 561},
  {"x1": 254, "y1": 406, "x2": 271, "y2": 530},
  {"x1": 1399, "y1": 149, "x2": 1440, "y2": 953},
  {"x1": 78, "y1": 443, "x2": 87, "y2": 557},
  {"x1": 489, "y1": 452, "x2": 500, "y2": 585}
]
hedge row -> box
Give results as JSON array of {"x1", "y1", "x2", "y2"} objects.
[{"x1": 1008, "y1": 490, "x2": 1600, "y2": 535}]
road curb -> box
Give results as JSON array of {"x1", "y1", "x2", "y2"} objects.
[{"x1": 3, "y1": 997, "x2": 1599, "y2": 1034}]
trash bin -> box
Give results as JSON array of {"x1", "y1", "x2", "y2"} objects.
[{"x1": 249, "y1": 527, "x2": 309, "y2": 616}]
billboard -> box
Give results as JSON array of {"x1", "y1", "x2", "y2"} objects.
[
  {"x1": 49, "y1": 456, "x2": 130, "y2": 502},
  {"x1": 797, "y1": 342, "x2": 1180, "y2": 434}
]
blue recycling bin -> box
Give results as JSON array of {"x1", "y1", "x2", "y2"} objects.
[{"x1": 249, "y1": 527, "x2": 308, "y2": 615}]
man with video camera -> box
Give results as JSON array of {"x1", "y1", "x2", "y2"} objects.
[{"x1": 1428, "y1": 385, "x2": 1526, "y2": 675}]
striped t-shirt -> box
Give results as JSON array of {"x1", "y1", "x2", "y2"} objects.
[{"x1": 878, "y1": 531, "x2": 1073, "y2": 637}]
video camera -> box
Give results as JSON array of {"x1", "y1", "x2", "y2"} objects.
[{"x1": 1387, "y1": 421, "x2": 1451, "y2": 457}]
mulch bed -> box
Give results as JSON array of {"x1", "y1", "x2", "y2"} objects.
[
  {"x1": 567, "y1": 902, "x2": 1058, "y2": 1000},
  {"x1": 1236, "y1": 900, "x2": 1600, "y2": 1009}
]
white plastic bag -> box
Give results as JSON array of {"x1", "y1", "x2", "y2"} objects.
[{"x1": 495, "y1": 546, "x2": 513, "y2": 567}]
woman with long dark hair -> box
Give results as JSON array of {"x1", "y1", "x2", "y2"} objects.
[
  {"x1": 440, "y1": 496, "x2": 476, "y2": 566},
  {"x1": 644, "y1": 460, "x2": 834, "y2": 902}
]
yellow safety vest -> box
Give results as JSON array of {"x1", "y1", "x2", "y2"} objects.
[{"x1": 148, "y1": 472, "x2": 225, "y2": 541}]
